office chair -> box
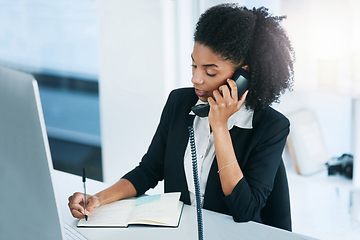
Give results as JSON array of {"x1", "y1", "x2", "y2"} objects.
[{"x1": 260, "y1": 160, "x2": 292, "y2": 231}]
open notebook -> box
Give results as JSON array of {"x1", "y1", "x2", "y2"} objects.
[{"x1": 78, "y1": 192, "x2": 183, "y2": 228}]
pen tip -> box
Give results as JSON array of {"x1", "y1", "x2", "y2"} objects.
[{"x1": 85, "y1": 215, "x2": 88, "y2": 221}]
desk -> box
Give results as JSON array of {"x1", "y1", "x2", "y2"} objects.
[{"x1": 54, "y1": 170, "x2": 317, "y2": 240}]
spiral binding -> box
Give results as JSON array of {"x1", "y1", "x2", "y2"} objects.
[{"x1": 188, "y1": 126, "x2": 204, "y2": 240}]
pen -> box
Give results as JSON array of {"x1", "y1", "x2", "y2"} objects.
[{"x1": 82, "y1": 168, "x2": 88, "y2": 221}]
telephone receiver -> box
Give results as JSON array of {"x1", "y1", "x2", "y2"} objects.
[{"x1": 191, "y1": 68, "x2": 250, "y2": 117}]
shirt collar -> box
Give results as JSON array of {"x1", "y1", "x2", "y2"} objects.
[{"x1": 189, "y1": 99, "x2": 253, "y2": 129}]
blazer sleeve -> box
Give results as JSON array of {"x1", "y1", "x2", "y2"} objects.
[{"x1": 224, "y1": 112, "x2": 290, "y2": 222}]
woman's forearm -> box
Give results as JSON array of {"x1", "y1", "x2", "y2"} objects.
[
  {"x1": 94, "y1": 178, "x2": 137, "y2": 206},
  {"x1": 212, "y1": 124, "x2": 243, "y2": 196}
]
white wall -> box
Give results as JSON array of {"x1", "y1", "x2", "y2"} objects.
[
  {"x1": 97, "y1": 0, "x2": 166, "y2": 184},
  {"x1": 351, "y1": 99, "x2": 360, "y2": 187}
]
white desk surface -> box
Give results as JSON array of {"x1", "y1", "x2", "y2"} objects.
[{"x1": 53, "y1": 170, "x2": 317, "y2": 240}]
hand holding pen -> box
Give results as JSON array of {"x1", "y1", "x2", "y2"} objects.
[{"x1": 68, "y1": 170, "x2": 100, "y2": 219}]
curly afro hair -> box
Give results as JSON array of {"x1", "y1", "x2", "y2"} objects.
[{"x1": 194, "y1": 4, "x2": 295, "y2": 110}]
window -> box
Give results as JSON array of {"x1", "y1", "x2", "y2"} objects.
[{"x1": 0, "y1": 0, "x2": 102, "y2": 180}]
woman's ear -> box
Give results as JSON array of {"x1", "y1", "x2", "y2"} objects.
[{"x1": 242, "y1": 65, "x2": 250, "y2": 72}]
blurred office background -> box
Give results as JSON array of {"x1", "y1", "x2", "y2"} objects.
[
  {"x1": 0, "y1": 0, "x2": 102, "y2": 180},
  {"x1": 1, "y1": 0, "x2": 360, "y2": 239}
]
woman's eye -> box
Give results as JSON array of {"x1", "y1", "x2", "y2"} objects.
[{"x1": 206, "y1": 72, "x2": 216, "y2": 77}]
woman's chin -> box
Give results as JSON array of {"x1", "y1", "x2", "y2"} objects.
[{"x1": 197, "y1": 96, "x2": 209, "y2": 102}]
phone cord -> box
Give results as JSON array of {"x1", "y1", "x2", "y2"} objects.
[{"x1": 188, "y1": 126, "x2": 204, "y2": 240}]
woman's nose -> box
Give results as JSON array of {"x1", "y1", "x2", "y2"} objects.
[{"x1": 191, "y1": 71, "x2": 204, "y2": 85}]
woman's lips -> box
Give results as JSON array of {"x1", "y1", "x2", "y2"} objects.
[{"x1": 195, "y1": 88, "x2": 207, "y2": 97}]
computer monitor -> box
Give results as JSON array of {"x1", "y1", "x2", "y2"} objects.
[{"x1": 0, "y1": 65, "x2": 65, "y2": 239}]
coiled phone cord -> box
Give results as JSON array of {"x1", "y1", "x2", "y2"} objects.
[{"x1": 188, "y1": 126, "x2": 204, "y2": 240}]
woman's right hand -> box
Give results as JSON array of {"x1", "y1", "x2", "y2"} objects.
[
  {"x1": 67, "y1": 178, "x2": 137, "y2": 219},
  {"x1": 68, "y1": 192, "x2": 101, "y2": 219}
]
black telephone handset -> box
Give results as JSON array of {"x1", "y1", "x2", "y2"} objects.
[{"x1": 191, "y1": 68, "x2": 250, "y2": 117}]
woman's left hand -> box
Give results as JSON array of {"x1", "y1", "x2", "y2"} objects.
[{"x1": 208, "y1": 79, "x2": 248, "y2": 129}]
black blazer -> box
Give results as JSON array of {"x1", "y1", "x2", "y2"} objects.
[{"x1": 123, "y1": 88, "x2": 290, "y2": 225}]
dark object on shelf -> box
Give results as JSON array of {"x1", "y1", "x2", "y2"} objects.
[{"x1": 326, "y1": 154, "x2": 353, "y2": 179}]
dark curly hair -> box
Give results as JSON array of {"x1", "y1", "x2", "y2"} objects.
[{"x1": 194, "y1": 4, "x2": 295, "y2": 110}]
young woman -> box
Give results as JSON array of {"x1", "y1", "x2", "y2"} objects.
[{"x1": 68, "y1": 3, "x2": 294, "y2": 229}]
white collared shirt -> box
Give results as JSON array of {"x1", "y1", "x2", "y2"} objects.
[{"x1": 184, "y1": 99, "x2": 254, "y2": 207}]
